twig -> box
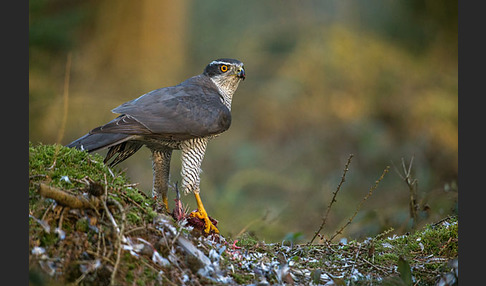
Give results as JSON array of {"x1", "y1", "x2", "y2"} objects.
[
  {"x1": 308, "y1": 154, "x2": 354, "y2": 245},
  {"x1": 41, "y1": 201, "x2": 55, "y2": 222},
  {"x1": 139, "y1": 258, "x2": 178, "y2": 286},
  {"x1": 96, "y1": 231, "x2": 102, "y2": 256},
  {"x1": 102, "y1": 188, "x2": 119, "y2": 234},
  {"x1": 392, "y1": 156, "x2": 419, "y2": 228},
  {"x1": 56, "y1": 207, "x2": 68, "y2": 239},
  {"x1": 431, "y1": 215, "x2": 455, "y2": 228},
  {"x1": 101, "y1": 173, "x2": 126, "y2": 286},
  {"x1": 125, "y1": 226, "x2": 147, "y2": 235},
  {"x1": 74, "y1": 272, "x2": 87, "y2": 285},
  {"x1": 329, "y1": 166, "x2": 390, "y2": 242},
  {"x1": 107, "y1": 199, "x2": 125, "y2": 286},
  {"x1": 119, "y1": 192, "x2": 149, "y2": 214},
  {"x1": 85, "y1": 250, "x2": 115, "y2": 266},
  {"x1": 29, "y1": 174, "x2": 48, "y2": 180},
  {"x1": 171, "y1": 227, "x2": 183, "y2": 247},
  {"x1": 349, "y1": 242, "x2": 362, "y2": 277},
  {"x1": 361, "y1": 257, "x2": 393, "y2": 274},
  {"x1": 101, "y1": 232, "x2": 108, "y2": 258}
]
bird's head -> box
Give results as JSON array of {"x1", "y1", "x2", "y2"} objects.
[{"x1": 204, "y1": 59, "x2": 245, "y2": 99}]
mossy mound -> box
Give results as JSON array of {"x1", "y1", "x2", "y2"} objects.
[
  {"x1": 29, "y1": 143, "x2": 458, "y2": 285},
  {"x1": 219, "y1": 218, "x2": 457, "y2": 285}
]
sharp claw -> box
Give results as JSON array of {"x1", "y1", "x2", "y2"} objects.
[
  {"x1": 189, "y1": 210, "x2": 219, "y2": 234},
  {"x1": 191, "y1": 192, "x2": 219, "y2": 234}
]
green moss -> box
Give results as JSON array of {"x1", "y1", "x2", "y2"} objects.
[
  {"x1": 306, "y1": 260, "x2": 325, "y2": 269},
  {"x1": 126, "y1": 212, "x2": 142, "y2": 224},
  {"x1": 29, "y1": 142, "x2": 175, "y2": 285},
  {"x1": 29, "y1": 142, "x2": 131, "y2": 192},
  {"x1": 231, "y1": 272, "x2": 254, "y2": 285},
  {"x1": 374, "y1": 216, "x2": 458, "y2": 263},
  {"x1": 374, "y1": 252, "x2": 399, "y2": 265},
  {"x1": 371, "y1": 216, "x2": 458, "y2": 285},
  {"x1": 40, "y1": 231, "x2": 59, "y2": 247},
  {"x1": 125, "y1": 271, "x2": 134, "y2": 284},
  {"x1": 145, "y1": 207, "x2": 158, "y2": 221},
  {"x1": 236, "y1": 232, "x2": 259, "y2": 248},
  {"x1": 418, "y1": 219, "x2": 458, "y2": 257},
  {"x1": 75, "y1": 218, "x2": 89, "y2": 232},
  {"x1": 125, "y1": 190, "x2": 145, "y2": 203},
  {"x1": 28, "y1": 142, "x2": 148, "y2": 230}
]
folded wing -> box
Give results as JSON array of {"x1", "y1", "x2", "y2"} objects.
[{"x1": 91, "y1": 75, "x2": 231, "y2": 140}]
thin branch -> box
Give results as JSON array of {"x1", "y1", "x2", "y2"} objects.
[
  {"x1": 41, "y1": 201, "x2": 55, "y2": 222},
  {"x1": 85, "y1": 250, "x2": 115, "y2": 266},
  {"x1": 56, "y1": 206, "x2": 67, "y2": 238},
  {"x1": 101, "y1": 174, "x2": 126, "y2": 286},
  {"x1": 392, "y1": 156, "x2": 419, "y2": 228},
  {"x1": 108, "y1": 197, "x2": 125, "y2": 286},
  {"x1": 308, "y1": 154, "x2": 354, "y2": 245},
  {"x1": 139, "y1": 258, "x2": 178, "y2": 286},
  {"x1": 329, "y1": 165, "x2": 390, "y2": 242},
  {"x1": 349, "y1": 242, "x2": 362, "y2": 278}
]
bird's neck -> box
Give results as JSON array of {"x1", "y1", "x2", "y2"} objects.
[
  {"x1": 211, "y1": 78, "x2": 241, "y2": 111},
  {"x1": 220, "y1": 89, "x2": 233, "y2": 111}
]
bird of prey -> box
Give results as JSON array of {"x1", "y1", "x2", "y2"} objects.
[{"x1": 67, "y1": 58, "x2": 246, "y2": 234}]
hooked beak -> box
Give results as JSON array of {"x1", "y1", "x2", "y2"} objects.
[{"x1": 237, "y1": 67, "x2": 246, "y2": 80}]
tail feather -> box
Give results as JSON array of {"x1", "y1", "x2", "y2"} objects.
[
  {"x1": 66, "y1": 133, "x2": 133, "y2": 153},
  {"x1": 104, "y1": 141, "x2": 143, "y2": 167},
  {"x1": 66, "y1": 133, "x2": 143, "y2": 166}
]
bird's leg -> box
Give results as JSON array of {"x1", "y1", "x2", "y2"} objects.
[
  {"x1": 190, "y1": 191, "x2": 219, "y2": 234},
  {"x1": 151, "y1": 148, "x2": 172, "y2": 212},
  {"x1": 181, "y1": 138, "x2": 218, "y2": 234}
]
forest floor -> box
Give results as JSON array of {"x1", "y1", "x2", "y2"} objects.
[{"x1": 29, "y1": 143, "x2": 458, "y2": 285}]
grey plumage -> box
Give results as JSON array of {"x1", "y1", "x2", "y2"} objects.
[
  {"x1": 92, "y1": 74, "x2": 232, "y2": 140},
  {"x1": 67, "y1": 59, "x2": 245, "y2": 208}
]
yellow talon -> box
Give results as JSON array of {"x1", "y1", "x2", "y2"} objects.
[
  {"x1": 190, "y1": 192, "x2": 219, "y2": 234},
  {"x1": 162, "y1": 196, "x2": 169, "y2": 212}
]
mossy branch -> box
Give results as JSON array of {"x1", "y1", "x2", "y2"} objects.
[{"x1": 38, "y1": 183, "x2": 102, "y2": 209}]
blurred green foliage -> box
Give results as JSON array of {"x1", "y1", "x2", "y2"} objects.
[{"x1": 29, "y1": 0, "x2": 457, "y2": 242}]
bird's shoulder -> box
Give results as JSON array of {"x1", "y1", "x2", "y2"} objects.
[{"x1": 112, "y1": 75, "x2": 221, "y2": 114}]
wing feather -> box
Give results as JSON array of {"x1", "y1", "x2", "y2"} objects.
[{"x1": 90, "y1": 75, "x2": 231, "y2": 140}]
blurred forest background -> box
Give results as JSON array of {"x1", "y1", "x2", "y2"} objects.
[{"x1": 29, "y1": 0, "x2": 457, "y2": 242}]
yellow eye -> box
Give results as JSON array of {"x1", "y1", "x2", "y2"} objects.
[{"x1": 220, "y1": 65, "x2": 228, "y2": 72}]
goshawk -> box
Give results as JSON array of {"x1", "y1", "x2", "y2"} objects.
[{"x1": 67, "y1": 58, "x2": 246, "y2": 234}]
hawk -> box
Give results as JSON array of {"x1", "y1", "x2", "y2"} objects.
[{"x1": 67, "y1": 58, "x2": 246, "y2": 234}]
